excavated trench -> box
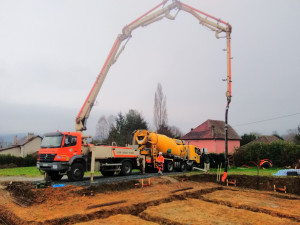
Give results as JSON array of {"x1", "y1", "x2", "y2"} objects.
[
  {"x1": 0, "y1": 208, "x2": 24, "y2": 225},
  {"x1": 1, "y1": 174, "x2": 300, "y2": 224},
  {"x1": 2, "y1": 187, "x2": 221, "y2": 225},
  {"x1": 75, "y1": 180, "x2": 138, "y2": 196},
  {"x1": 175, "y1": 173, "x2": 300, "y2": 195},
  {"x1": 4, "y1": 182, "x2": 44, "y2": 207}
]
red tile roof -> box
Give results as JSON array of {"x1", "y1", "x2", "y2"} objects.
[
  {"x1": 238, "y1": 136, "x2": 281, "y2": 150},
  {"x1": 182, "y1": 119, "x2": 240, "y2": 140},
  {"x1": 248, "y1": 136, "x2": 280, "y2": 144}
]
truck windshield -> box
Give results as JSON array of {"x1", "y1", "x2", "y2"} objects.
[{"x1": 40, "y1": 135, "x2": 63, "y2": 148}]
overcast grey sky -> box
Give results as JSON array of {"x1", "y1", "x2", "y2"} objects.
[{"x1": 0, "y1": 0, "x2": 300, "y2": 137}]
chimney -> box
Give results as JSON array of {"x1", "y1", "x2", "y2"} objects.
[
  {"x1": 27, "y1": 133, "x2": 34, "y2": 140},
  {"x1": 14, "y1": 136, "x2": 18, "y2": 145},
  {"x1": 191, "y1": 128, "x2": 194, "y2": 131},
  {"x1": 211, "y1": 125, "x2": 215, "y2": 137}
]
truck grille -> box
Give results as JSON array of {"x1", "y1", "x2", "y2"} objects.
[{"x1": 39, "y1": 154, "x2": 56, "y2": 162}]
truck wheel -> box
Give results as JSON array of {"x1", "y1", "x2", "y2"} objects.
[
  {"x1": 67, "y1": 163, "x2": 85, "y2": 181},
  {"x1": 101, "y1": 170, "x2": 115, "y2": 176},
  {"x1": 180, "y1": 162, "x2": 187, "y2": 172},
  {"x1": 47, "y1": 171, "x2": 63, "y2": 181},
  {"x1": 188, "y1": 162, "x2": 196, "y2": 171},
  {"x1": 120, "y1": 161, "x2": 132, "y2": 176},
  {"x1": 165, "y1": 161, "x2": 174, "y2": 172}
]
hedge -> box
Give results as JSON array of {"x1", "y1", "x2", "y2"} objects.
[
  {"x1": 0, "y1": 154, "x2": 38, "y2": 167},
  {"x1": 233, "y1": 141, "x2": 300, "y2": 167}
]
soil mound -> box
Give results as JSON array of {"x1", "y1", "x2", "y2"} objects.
[
  {"x1": 5, "y1": 181, "x2": 42, "y2": 206},
  {"x1": 76, "y1": 180, "x2": 138, "y2": 196}
]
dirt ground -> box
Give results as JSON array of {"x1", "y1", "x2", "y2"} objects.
[{"x1": 0, "y1": 174, "x2": 299, "y2": 225}]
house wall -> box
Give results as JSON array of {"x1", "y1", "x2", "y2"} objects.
[
  {"x1": 0, "y1": 147, "x2": 21, "y2": 157},
  {"x1": 228, "y1": 140, "x2": 240, "y2": 153},
  {"x1": 22, "y1": 137, "x2": 42, "y2": 157},
  {"x1": 185, "y1": 139, "x2": 240, "y2": 154}
]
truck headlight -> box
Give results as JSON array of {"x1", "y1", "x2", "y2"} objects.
[{"x1": 52, "y1": 165, "x2": 58, "y2": 169}]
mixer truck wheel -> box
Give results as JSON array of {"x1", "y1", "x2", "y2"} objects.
[
  {"x1": 188, "y1": 162, "x2": 196, "y2": 171},
  {"x1": 180, "y1": 162, "x2": 187, "y2": 172},
  {"x1": 165, "y1": 161, "x2": 174, "y2": 172},
  {"x1": 121, "y1": 161, "x2": 132, "y2": 176}
]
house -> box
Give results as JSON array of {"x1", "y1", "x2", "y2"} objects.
[
  {"x1": 246, "y1": 135, "x2": 280, "y2": 144},
  {"x1": 181, "y1": 119, "x2": 240, "y2": 154},
  {"x1": 0, "y1": 133, "x2": 42, "y2": 157},
  {"x1": 238, "y1": 135, "x2": 281, "y2": 151}
]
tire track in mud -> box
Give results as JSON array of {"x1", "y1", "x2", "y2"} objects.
[{"x1": 192, "y1": 189, "x2": 300, "y2": 223}]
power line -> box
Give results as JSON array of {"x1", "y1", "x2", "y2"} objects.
[{"x1": 233, "y1": 112, "x2": 300, "y2": 127}]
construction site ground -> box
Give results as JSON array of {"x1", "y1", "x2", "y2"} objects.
[{"x1": 0, "y1": 174, "x2": 300, "y2": 225}]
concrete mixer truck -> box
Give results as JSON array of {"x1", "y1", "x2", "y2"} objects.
[
  {"x1": 133, "y1": 130, "x2": 201, "y2": 172},
  {"x1": 37, "y1": 0, "x2": 231, "y2": 182}
]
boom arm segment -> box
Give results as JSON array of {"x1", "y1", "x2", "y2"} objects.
[
  {"x1": 75, "y1": 0, "x2": 232, "y2": 132},
  {"x1": 75, "y1": 36, "x2": 122, "y2": 131}
]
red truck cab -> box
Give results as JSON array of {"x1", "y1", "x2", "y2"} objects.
[{"x1": 37, "y1": 132, "x2": 86, "y2": 181}]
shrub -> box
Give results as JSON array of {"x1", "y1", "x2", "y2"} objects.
[
  {"x1": 24, "y1": 154, "x2": 38, "y2": 167},
  {"x1": 0, "y1": 154, "x2": 37, "y2": 167},
  {"x1": 233, "y1": 141, "x2": 300, "y2": 167}
]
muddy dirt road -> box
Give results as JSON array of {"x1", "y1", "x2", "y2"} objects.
[
  {"x1": 0, "y1": 174, "x2": 299, "y2": 224},
  {"x1": 0, "y1": 171, "x2": 182, "y2": 186}
]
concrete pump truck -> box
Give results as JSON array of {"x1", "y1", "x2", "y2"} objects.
[{"x1": 37, "y1": 0, "x2": 232, "y2": 182}]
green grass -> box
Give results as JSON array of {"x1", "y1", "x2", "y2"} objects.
[
  {"x1": 220, "y1": 167, "x2": 281, "y2": 176},
  {"x1": 0, "y1": 166, "x2": 43, "y2": 177},
  {"x1": 181, "y1": 167, "x2": 282, "y2": 177},
  {"x1": 0, "y1": 166, "x2": 102, "y2": 177},
  {"x1": 0, "y1": 166, "x2": 283, "y2": 177},
  {"x1": 85, "y1": 171, "x2": 101, "y2": 176}
]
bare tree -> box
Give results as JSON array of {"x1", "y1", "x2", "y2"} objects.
[
  {"x1": 107, "y1": 115, "x2": 116, "y2": 130},
  {"x1": 284, "y1": 128, "x2": 298, "y2": 142},
  {"x1": 170, "y1": 125, "x2": 183, "y2": 138},
  {"x1": 0, "y1": 137, "x2": 3, "y2": 149},
  {"x1": 294, "y1": 125, "x2": 300, "y2": 144},
  {"x1": 154, "y1": 83, "x2": 168, "y2": 131},
  {"x1": 95, "y1": 116, "x2": 109, "y2": 141}
]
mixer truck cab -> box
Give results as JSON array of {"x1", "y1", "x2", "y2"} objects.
[{"x1": 185, "y1": 145, "x2": 201, "y2": 170}]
